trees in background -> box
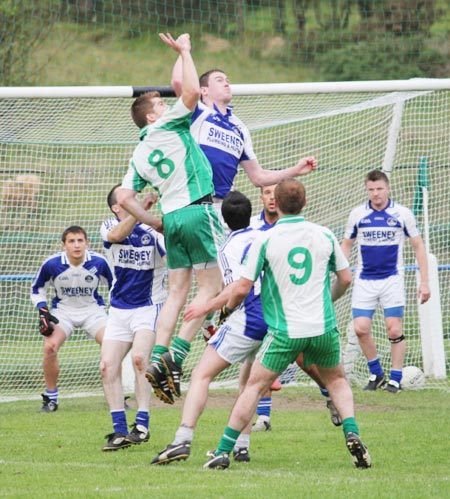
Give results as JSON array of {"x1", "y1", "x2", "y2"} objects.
[
  {"x1": 0, "y1": 0, "x2": 448, "y2": 85},
  {"x1": 0, "y1": 0, "x2": 59, "y2": 85}
]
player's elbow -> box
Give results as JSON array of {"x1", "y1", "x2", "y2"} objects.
[
  {"x1": 235, "y1": 278, "x2": 253, "y2": 301},
  {"x1": 182, "y1": 87, "x2": 200, "y2": 110},
  {"x1": 339, "y1": 269, "x2": 352, "y2": 289},
  {"x1": 171, "y1": 79, "x2": 182, "y2": 97},
  {"x1": 115, "y1": 188, "x2": 133, "y2": 209}
]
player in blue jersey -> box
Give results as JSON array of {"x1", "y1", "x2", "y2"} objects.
[
  {"x1": 170, "y1": 60, "x2": 318, "y2": 213},
  {"x1": 193, "y1": 179, "x2": 371, "y2": 470},
  {"x1": 165, "y1": 55, "x2": 317, "y2": 400},
  {"x1": 116, "y1": 33, "x2": 224, "y2": 405},
  {"x1": 99, "y1": 185, "x2": 167, "y2": 451},
  {"x1": 341, "y1": 169, "x2": 430, "y2": 393},
  {"x1": 30, "y1": 226, "x2": 113, "y2": 413},
  {"x1": 151, "y1": 191, "x2": 268, "y2": 465},
  {"x1": 249, "y1": 184, "x2": 279, "y2": 231}
]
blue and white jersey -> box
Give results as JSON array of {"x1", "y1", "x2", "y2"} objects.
[
  {"x1": 31, "y1": 250, "x2": 113, "y2": 311},
  {"x1": 250, "y1": 210, "x2": 276, "y2": 231},
  {"x1": 219, "y1": 227, "x2": 267, "y2": 341},
  {"x1": 190, "y1": 102, "x2": 257, "y2": 199},
  {"x1": 100, "y1": 217, "x2": 167, "y2": 309},
  {"x1": 344, "y1": 199, "x2": 421, "y2": 280}
]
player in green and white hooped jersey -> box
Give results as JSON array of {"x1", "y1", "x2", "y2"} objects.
[
  {"x1": 196, "y1": 178, "x2": 371, "y2": 469},
  {"x1": 117, "y1": 33, "x2": 224, "y2": 404}
]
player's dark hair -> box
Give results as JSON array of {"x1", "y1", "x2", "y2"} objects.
[
  {"x1": 275, "y1": 178, "x2": 306, "y2": 215},
  {"x1": 61, "y1": 226, "x2": 88, "y2": 243},
  {"x1": 199, "y1": 68, "x2": 227, "y2": 88},
  {"x1": 221, "y1": 191, "x2": 251, "y2": 231},
  {"x1": 131, "y1": 91, "x2": 161, "y2": 128},
  {"x1": 107, "y1": 184, "x2": 122, "y2": 212},
  {"x1": 365, "y1": 169, "x2": 390, "y2": 184}
]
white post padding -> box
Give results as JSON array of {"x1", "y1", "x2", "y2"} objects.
[{"x1": 416, "y1": 253, "x2": 446, "y2": 378}]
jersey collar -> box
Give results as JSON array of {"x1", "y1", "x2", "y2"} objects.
[
  {"x1": 367, "y1": 198, "x2": 393, "y2": 211},
  {"x1": 276, "y1": 214, "x2": 305, "y2": 225},
  {"x1": 213, "y1": 103, "x2": 234, "y2": 120}
]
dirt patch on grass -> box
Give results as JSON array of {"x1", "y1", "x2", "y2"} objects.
[{"x1": 140, "y1": 386, "x2": 391, "y2": 413}]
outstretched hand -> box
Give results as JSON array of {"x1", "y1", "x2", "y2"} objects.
[
  {"x1": 295, "y1": 156, "x2": 318, "y2": 176},
  {"x1": 184, "y1": 302, "x2": 207, "y2": 322},
  {"x1": 159, "y1": 33, "x2": 191, "y2": 54}
]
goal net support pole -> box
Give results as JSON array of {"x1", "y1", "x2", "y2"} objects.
[{"x1": 414, "y1": 158, "x2": 446, "y2": 379}]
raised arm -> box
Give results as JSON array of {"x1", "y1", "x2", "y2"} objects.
[
  {"x1": 171, "y1": 55, "x2": 183, "y2": 97},
  {"x1": 159, "y1": 32, "x2": 199, "y2": 111}
]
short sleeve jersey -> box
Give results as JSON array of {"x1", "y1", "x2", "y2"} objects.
[
  {"x1": 190, "y1": 102, "x2": 257, "y2": 199},
  {"x1": 100, "y1": 217, "x2": 167, "y2": 309},
  {"x1": 343, "y1": 199, "x2": 420, "y2": 280},
  {"x1": 219, "y1": 227, "x2": 267, "y2": 340},
  {"x1": 240, "y1": 215, "x2": 349, "y2": 338},
  {"x1": 121, "y1": 98, "x2": 214, "y2": 214},
  {"x1": 30, "y1": 250, "x2": 113, "y2": 311}
]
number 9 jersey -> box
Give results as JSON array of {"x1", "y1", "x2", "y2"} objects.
[{"x1": 240, "y1": 215, "x2": 349, "y2": 339}]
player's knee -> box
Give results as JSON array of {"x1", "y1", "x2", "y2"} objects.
[
  {"x1": 43, "y1": 342, "x2": 58, "y2": 357},
  {"x1": 99, "y1": 357, "x2": 117, "y2": 378},
  {"x1": 131, "y1": 354, "x2": 146, "y2": 372},
  {"x1": 99, "y1": 359, "x2": 111, "y2": 378},
  {"x1": 354, "y1": 327, "x2": 371, "y2": 339},
  {"x1": 296, "y1": 353, "x2": 305, "y2": 370}
]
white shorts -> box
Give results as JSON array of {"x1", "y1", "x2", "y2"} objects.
[
  {"x1": 351, "y1": 274, "x2": 405, "y2": 313},
  {"x1": 104, "y1": 304, "x2": 163, "y2": 342},
  {"x1": 208, "y1": 313, "x2": 263, "y2": 364},
  {"x1": 53, "y1": 304, "x2": 107, "y2": 339}
]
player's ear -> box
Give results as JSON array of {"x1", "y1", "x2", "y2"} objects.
[
  {"x1": 146, "y1": 112, "x2": 157, "y2": 123},
  {"x1": 111, "y1": 203, "x2": 121, "y2": 216}
]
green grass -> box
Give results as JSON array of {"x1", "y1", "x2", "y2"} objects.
[{"x1": 1, "y1": 387, "x2": 449, "y2": 498}]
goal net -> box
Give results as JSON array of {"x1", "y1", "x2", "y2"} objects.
[{"x1": 1, "y1": 79, "x2": 449, "y2": 401}]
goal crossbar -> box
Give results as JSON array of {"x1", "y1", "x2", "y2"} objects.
[{"x1": 2, "y1": 78, "x2": 450, "y2": 99}]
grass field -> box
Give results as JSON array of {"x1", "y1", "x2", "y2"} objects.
[{"x1": 1, "y1": 387, "x2": 449, "y2": 498}]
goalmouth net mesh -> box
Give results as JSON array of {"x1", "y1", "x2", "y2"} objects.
[{"x1": 1, "y1": 80, "x2": 449, "y2": 400}]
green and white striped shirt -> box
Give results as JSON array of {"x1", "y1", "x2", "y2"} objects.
[
  {"x1": 122, "y1": 98, "x2": 214, "y2": 214},
  {"x1": 241, "y1": 215, "x2": 349, "y2": 338}
]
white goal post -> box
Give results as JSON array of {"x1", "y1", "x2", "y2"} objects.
[{"x1": 1, "y1": 78, "x2": 449, "y2": 401}]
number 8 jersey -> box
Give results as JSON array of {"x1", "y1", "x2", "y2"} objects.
[{"x1": 122, "y1": 98, "x2": 214, "y2": 215}]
